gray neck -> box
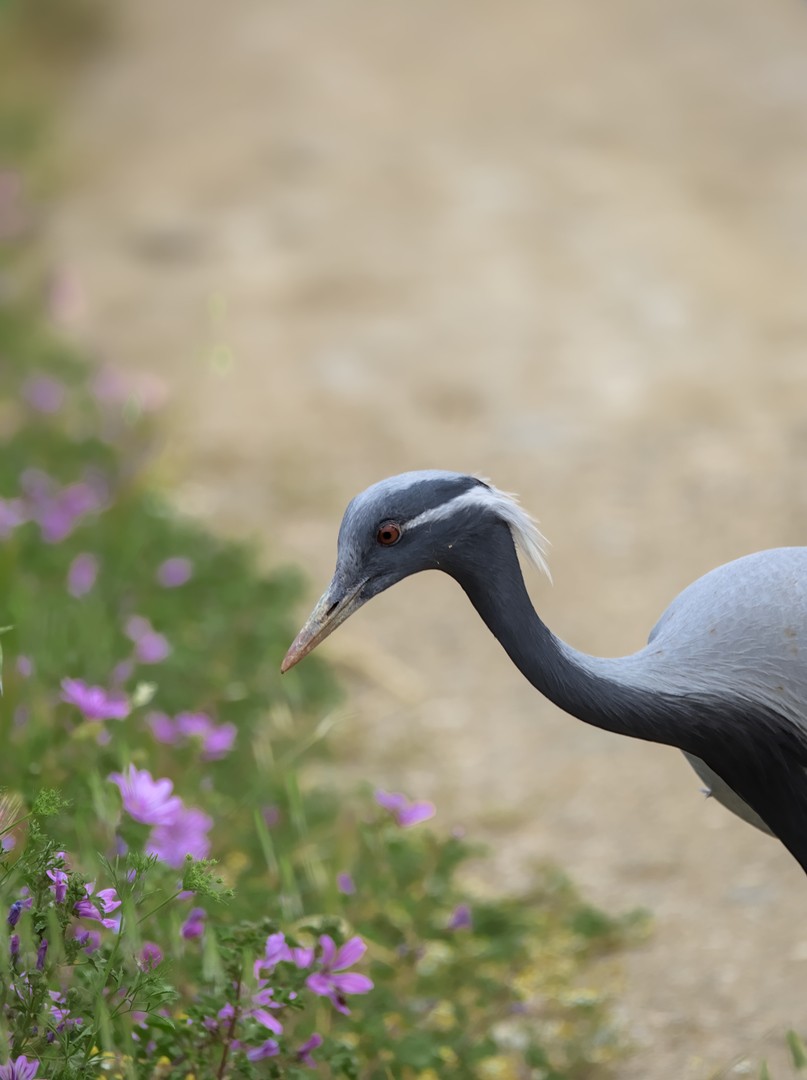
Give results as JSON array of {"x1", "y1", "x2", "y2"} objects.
[
  {"x1": 449, "y1": 525, "x2": 688, "y2": 750},
  {"x1": 445, "y1": 523, "x2": 807, "y2": 874}
]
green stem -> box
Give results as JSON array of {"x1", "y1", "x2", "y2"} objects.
[
  {"x1": 137, "y1": 889, "x2": 182, "y2": 926},
  {"x1": 216, "y1": 973, "x2": 242, "y2": 1080}
]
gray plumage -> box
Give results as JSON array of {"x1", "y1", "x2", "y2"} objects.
[{"x1": 282, "y1": 470, "x2": 807, "y2": 876}]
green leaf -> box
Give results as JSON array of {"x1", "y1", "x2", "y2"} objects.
[
  {"x1": 0, "y1": 625, "x2": 11, "y2": 694},
  {"x1": 145, "y1": 1014, "x2": 177, "y2": 1035},
  {"x1": 787, "y1": 1030, "x2": 807, "y2": 1070}
]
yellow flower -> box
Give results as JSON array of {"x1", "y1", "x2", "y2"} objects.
[
  {"x1": 438, "y1": 1046, "x2": 459, "y2": 1067},
  {"x1": 426, "y1": 999, "x2": 456, "y2": 1032},
  {"x1": 475, "y1": 1055, "x2": 521, "y2": 1080}
]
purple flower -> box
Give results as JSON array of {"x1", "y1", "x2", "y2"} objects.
[
  {"x1": 447, "y1": 903, "x2": 473, "y2": 931},
  {"x1": 337, "y1": 872, "x2": 356, "y2": 895},
  {"x1": 16, "y1": 656, "x2": 33, "y2": 679},
  {"x1": 156, "y1": 557, "x2": 193, "y2": 588},
  {"x1": 136, "y1": 630, "x2": 171, "y2": 664},
  {"x1": 181, "y1": 907, "x2": 206, "y2": 940},
  {"x1": 0, "y1": 1055, "x2": 39, "y2": 1080},
  {"x1": 297, "y1": 1033, "x2": 323, "y2": 1067},
  {"x1": 124, "y1": 615, "x2": 171, "y2": 664},
  {"x1": 200, "y1": 722, "x2": 236, "y2": 761},
  {"x1": 254, "y1": 933, "x2": 313, "y2": 981},
  {"x1": 36, "y1": 938, "x2": 48, "y2": 970},
  {"x1": 139, "y1": 942, "x2": 163, "y2": 970},
  {"x1": 147, "y1": 805, "x2": 212, "y2": 868},
  {"x1": 7, "y1": 897, "x2": 32, "y2": 927},
  {"x1": 108, "y1": 765, "x2": 183, "y2": 826},
  {"x1": 61, "y1": 678, "x2": 129, "y2": 722},
  {"x1": 33, "y1": 481, "x2": 102, "y2": 544},
  {"x1": 9, "y1": 934, "x2": 19, "y2": 960},
  {"x1": 161, "y1": 712, "x2": 237, "y2": 760},
  {"x1": 246, "y1": 1040, "x2": 279, "y2": 1062},
  {"x1": 375, "y1": 789, "x2": 435, "y2": 828},
  {"x1": 22, "y1": 375, "x2": 66, "y2": 414},
  {"x1": 49, "y1": 989, "x2": 81, "y2": 1032},
  {"x1": 75, "y1": 885, "x2": 121, "y2": 930},
  {"x1": 67, "y1": 553, "x2": 99, "y2": 597},
  {"x1": 73, "y1": 928, "x2": 101, "y2": 954},
  {"x1": 175, "y1": 712, "x2": 210, "y2": 738},
  {"x1": 111, "y1": 659, "x2": 134, "y2": 686},
  {"x1": 0, "y1": 498, "x2": 26, "y2": 539},
  {"x1": 305, "y1": 935, "x2": 373, "y2": 1014},
  {"x1": 250, "y1": 986, "x2": 284, "y2": 1035},
  {"x1": 47, "y1": 868, "x2": 68, "y2": 904},
  {"x1": 147, "y1": 711, "x2": 178, "y2": 743}
]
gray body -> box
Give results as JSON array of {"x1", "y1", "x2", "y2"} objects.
[
  {"x1": 580, "y1": 547, "x2": 807, "y2": 835},
  {"x1": 284, "y1": 471, "x2": 807, "y2": 876}
]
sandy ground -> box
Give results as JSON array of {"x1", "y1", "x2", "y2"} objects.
[{"x1": 46, "y1": 2, "x2": 807, "y2": 1075}]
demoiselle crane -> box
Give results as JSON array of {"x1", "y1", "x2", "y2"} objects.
[{"x1": 282, "y1": 470, "x2": 807, "y2": 874}]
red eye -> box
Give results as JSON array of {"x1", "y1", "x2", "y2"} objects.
[{"x1": 377, "y1": 521, "x2": 402, "y2": 546}]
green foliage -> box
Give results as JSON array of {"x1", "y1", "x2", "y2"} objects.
[{"x1": 0, "y1": 309, "x2": 645, "y2": 1077}]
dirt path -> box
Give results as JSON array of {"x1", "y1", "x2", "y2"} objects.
[{"x1": 48, "y1": 2, "x2": 807, "y2": 1074}]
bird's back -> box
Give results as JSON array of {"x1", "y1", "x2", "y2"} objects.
[{"x1": 645, "y1": 547, "x2": 807, "y2": 728}]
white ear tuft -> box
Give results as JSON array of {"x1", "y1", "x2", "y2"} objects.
[{"x1": 473, "y1": 477, "x2": 552, "y2": 581}]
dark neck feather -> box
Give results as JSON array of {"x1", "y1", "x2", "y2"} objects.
[{"x1": 448, "y1": 523, "x2": 680, "y2": 747}]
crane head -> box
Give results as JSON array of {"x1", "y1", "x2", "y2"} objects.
[{"x1": 281, "y1": 470, "x2": 548, "y2": 673}]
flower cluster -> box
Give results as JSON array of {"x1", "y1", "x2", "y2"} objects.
[
  {"x1": 148, "y1": 710, "x2": 236, "y2": 761},
  {"x1": 375, "y1": 789, "x2": 436, "y2": 827},
  {"x1": 109, "y1": 765, "x2": 212, "y2": 867},
  {"x1": 198, "y1": 930, "x2": 372, "y2": 1065}
]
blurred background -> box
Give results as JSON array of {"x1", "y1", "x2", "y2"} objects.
[{"x1": 25, "y1": 0, "x2": 807, "y2": 1074}]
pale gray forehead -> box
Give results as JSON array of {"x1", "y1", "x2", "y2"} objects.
[{"x1": 340, "y1": 471, "x2": 478, "y2": 539}]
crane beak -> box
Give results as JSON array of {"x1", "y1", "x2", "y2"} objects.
[{"x1": 280, "y1": 578, "x2": 367, "y2": 673}]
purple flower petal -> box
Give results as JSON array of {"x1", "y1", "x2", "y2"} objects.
[
  {"x1": 0, "y1": 498, "x2": 26, "y2": 539},
  {"x1": 297, "y1": 1032, "x2": 323, "y2": 1067},
  {"x1": 201, "y1": 722, "x2": 236, "y2": 761},
  {"x1": 61, "y1": 678, "x2": 129, "y2": 722},
  {"x1": 147, "y1": 805, "x2": 212, "y2": 868},
  {"x1": 333, "y1": 936, "x2": 366, "y2": 971},
  {"x1": 0, "y1": 1054, "x2": 40, "y2": 1080},
  {"x1": 305, "y1": 972, "x2": 333, "y2": 997},
  {"x1": 140, "y1": 942, "x2": 163, "y2": 970},
  {"x1": 135, "y1": 630, "x2": 171, "y2": 664},
  {"x1": 108, "y1": 765, "x2": 183, "y2": 826},
  {"x1": 290, "y1": 946, "x2": 314, "y2": 968},
  {"x1": 16, "y1": 656, "x2": 33, "y2": 679},
  {"x1": 448, "y1": 903, "x2": 473, "y2": 931},
  {"x1": 147, "y1": 711, "x2": 179, "y2": 744},
  {"x1": 331, "y1": 972, "x2": 373, "y2": 995},
  {"x1": 251, "y1": 1008, "x2": 283, "y2": 1035},
  {"x1": 174, "y1": 712, "x2": 211, "y2": 737},
  {"x1": 318, "y1": 934, "x2": 337, "y2": 968},
  {"x1": 67, "y1": 553, "x2": 99, "y2": 598},
  {"x1": 156, "y1": 557, "x2": 193, "y2": 588},
  {"x1": 374, "y1": 790, "x2": 408, "y2": 814},
  {"x1": 124, "y1": 615, "x2": 151, "y2": 642},
  {"x1": 337, "y1": 872, "x2": 355, "y2": 895},
  {"x1": 397, "y1": 801, "x2": 436, "y2": 827},
  {"x1": 181, "y1": 907, "x2": 206, "y2": 940},
  {"x1": 246, "y1": 1040, "x2": 279, "y2": 1062},
  {"x1": 23, "y1": 375, "x2": 66, "y2": 414}
]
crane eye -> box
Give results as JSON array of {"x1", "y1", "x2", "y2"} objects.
[{"x1": 376, "y1": 521, "x2": 402, "y2": 546}]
